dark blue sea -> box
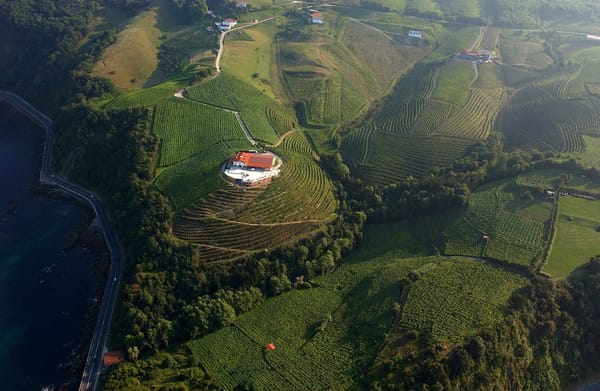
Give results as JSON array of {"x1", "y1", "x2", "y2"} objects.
[{"x1": 0, "y1": 105, "x2": 100, "y2": 390}]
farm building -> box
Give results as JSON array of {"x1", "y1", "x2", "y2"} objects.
[
  {"x1": 218, "y1": 18, "x2": 238, "y2": 31},
  {"x1": 308, "y1": 12, "x2": 323, "y2": 24},
  {"x1": 408, "y1": 30, "x2": 423, "y2": 39},
  {"x1": 458, "y1": 49, "x2": 493, "y2": 63},
  {"x1": 236, "y1": 1, "x2": 248, "y2": 7},
  {"x1": 224, "y1": 151, "x2": 282, "y2": 187}
]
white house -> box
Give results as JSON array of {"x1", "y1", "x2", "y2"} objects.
[
  {"x1": 236, "y1": 1, "x2": 248, "y2": 8},
  {"x1": 218, "y1": 18, "x2": 238, "y2": 31},
  {"x1": 309, "y1": 12, "x2": 323, "y2": 24},
  {"x1": 408, "y1": 30, "x2": 423, "y2": 39}
]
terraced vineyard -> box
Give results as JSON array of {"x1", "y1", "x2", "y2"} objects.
[
  {"x1": 341, "y1": 125, "x2": 374, "y2": 165},
  {"x1": 535, "y1": 62, "x2": 583, "y2": 100},
  {"x1": 431, "y1": 88, "x2": 506, "y2": 140},
  {"x1": 411, "y1": 99, "x2": 455, "y2": 136},
  {"x1": 375, "y1": 64, "x2": 438, "y2": 135},
  {"x1": 266, "y1": 103, "x2": 297, "y2": 136},
  {"x1": 344, "y1": 133, "x2": 473, "y2": 185},
  {"x1": 173, "y1": 133, "x2": 336, "y2": 262},
  {"x1": 153, "y1": 98, "x2": 249, "y2": 167}
]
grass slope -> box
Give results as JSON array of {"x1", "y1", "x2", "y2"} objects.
[
  {"x1": 545, "y1": 196, "x2": 600, "y2": 277},
  {"x1": 187, "y1": 226, "x2": 527, "y2": 390}
]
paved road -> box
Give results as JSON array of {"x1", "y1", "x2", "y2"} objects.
[{"x1": 0, "y1": 91, "x2": 122, "y2": 391}]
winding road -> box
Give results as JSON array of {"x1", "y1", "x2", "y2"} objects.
[{"x1": 0, "y1": 91, "x2": 122, "y2": 391}]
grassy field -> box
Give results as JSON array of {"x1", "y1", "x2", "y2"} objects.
[
  {"x1": 221, "y1": 20, "x2": 282, "y2": 101},
  {"x1": 185, "y1": 223, "x2": 527, "y2": 389},
  {"x1": 96, "y1": 80, "x2": 183, "y2": 110},
  {"x1": 173, "y1": 131, "x2": 336, "y2": 262},
  {"x1": 92, "y1": 7, "x2": 162, "y2": 91},
  {"x1": 545, "y1": 196, "x2": 600, "y2": 277},
  {"x1": 430, "y1": 61, "x2": 473, "y2": 106},
  {"x1": 499, "y1": 34, "x2": 553, "y2": 69}
]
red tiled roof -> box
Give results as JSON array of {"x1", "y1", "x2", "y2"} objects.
[
  {"x1": 103, "y1": 351, "x2": 125, "y2": 367},
  {"x1": 311, "y1": 12, "x2": 322, "y2": 18},
  {"x1": 232, "y1": 152, "x2": 274, "y2": 169}
]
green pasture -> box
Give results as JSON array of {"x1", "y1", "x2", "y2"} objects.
[
  {"x1": 473, "y1": 63, "x2": 504, "y2": 89},
  {"x1": 92, "y1": 7, "x2": 162, "y2": 91},
  {"x1": 97, "y1": 80, "x2": 183, "y2": 110},
  {"x1": 431, "y1": 61, "x2": 473, "y2": 106},
  {"x1": 221, "y1": 20, "x2": 281, "y2": 101},
  {"x1": 545, "y1": 196, "x2": 600, "y2": 277},
  {"x1": 499, "y1": 35, "x2": 553, "y2": 69},
  {"x1": 406, "y1": 0, "x2": 442, "y2": 18},
  {"x1": 579, "y1": 135, "x2": 600, "y2": 169},
  {"x1": 429, "y1": 24, "x2": 480, "y2": 59},
  {"x1": 567, "y1": 174, "x2": 600, "y2": 195}
]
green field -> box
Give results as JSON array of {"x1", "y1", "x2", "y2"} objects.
[
  {"x1": 443, "y1": 178, "x2": 549, "y2": 268},
  {"x1": 185, "y1": 224, "x2": 527, "y2": 390},
  {"x1": 431, "y1": 61, "x2": 473, "y2": 106},
  {"x1": 151, "y1": 98, "x2": 252, "y2": 208},
  {"x1": 545, "y1": 196, "x2": 600, "y2": 277}
]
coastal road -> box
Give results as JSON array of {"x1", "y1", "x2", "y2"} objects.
[{"x1": 0, "y1": 91, "x2": 122, "y2": 391}]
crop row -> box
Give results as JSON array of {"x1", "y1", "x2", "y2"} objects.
[
  {"x1": 375, "y1": 65, "x2": 438, "y2": 135},
  {"x1": 266, "y1": 103, "x2": 296, "y2": 136},
  {"x1": 399, "y1": 258, "x2": 528, "y2": 342},
  {"x1": 341, "y1": 125, "x2": 374, "y2": 166},
  {"x1": 153, "y1": 98, "x2": 246, "y2": 167},
  {"x1": 536, "y1": 62, "x2": 583, "y2": 99},
  {"x1": 359, "y1": 134, "x2": 473, "y2": 185},
  {"x1": 411, "y1": 99, "x2": 455, "y2": 136},
  {"x1": 516, "y1": 170, "x2": 565, "y2": 189},
  {"x1": 185, "y1": 76, "x2": 239, "y2": 110},
  {"x1": 278, "y1": 131, "x2": 313, "y2": 155},
  {"x1": 173, "y1": 218, "x2": 320, "y2": 250},
  {"x1": 432, "y1": 88, "x2": 505, "y2": 140}
]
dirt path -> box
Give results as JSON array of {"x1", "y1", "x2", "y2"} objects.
[
  {"x1": 175, "y1": 14, "x2": 279, "y2": 99},
  {"x1": 469, "y1": 26, "x2": 486, "y2": 51},
  {"x1": 272, "y1": 129, "x2": 298, "y2": 147}
]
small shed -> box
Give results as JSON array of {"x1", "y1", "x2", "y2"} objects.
[{"x1": 265, "y1": 343, "x2": 276, "y2": 351}]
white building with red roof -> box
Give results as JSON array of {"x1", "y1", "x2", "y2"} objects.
[
  {"x1": 218, "y1": 18, "x2": 238, "y2": 31},
  {"x1": 224, "y1": 151, "x2": 282, "y2": 187}
]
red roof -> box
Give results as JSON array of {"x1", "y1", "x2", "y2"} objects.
[
  {"x1": 265, "y1": 343, "x2": 276, "y2": 350},
  {"x1": 311, "y1": 12, "x2": 322, "y2": 18},
  {"x1": 103, "y1": 350, "x2": 125, "y2": 367},
  {"x1": 231, "y1": 152, "x2": 274, "y2": 169},
  {"x1": 225, "y1": 18, "x2": 237, "y2": 23}
]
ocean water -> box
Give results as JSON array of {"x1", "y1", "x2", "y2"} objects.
[{"x1": 0, "y1": 108, "x2": 97, "y2": 390}]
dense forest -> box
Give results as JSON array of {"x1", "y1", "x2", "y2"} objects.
[{"x1": 2, "y1": 0, "x2": 600, "y2": 389}]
